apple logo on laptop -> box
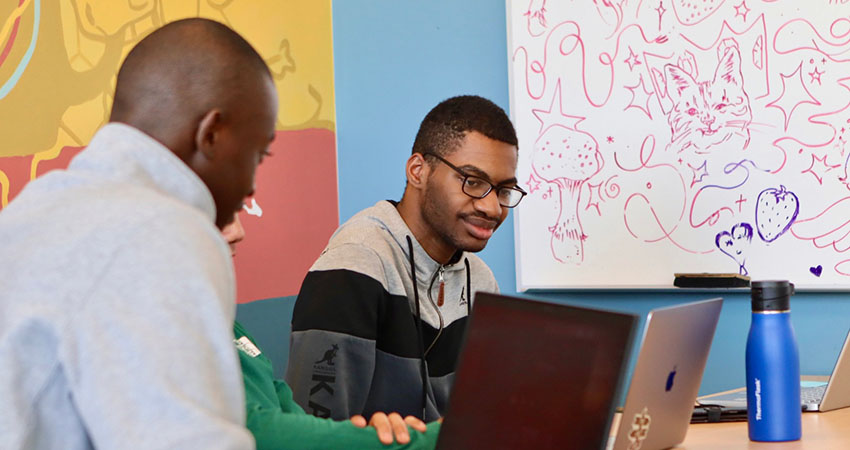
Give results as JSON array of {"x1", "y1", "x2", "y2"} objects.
[{"x1": 665, "y1": 366, "x2": 677, "y2": 392}]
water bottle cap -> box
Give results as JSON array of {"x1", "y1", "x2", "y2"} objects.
[{"x1": 751, "y1": 280, "x2": 794, "y2": 311}]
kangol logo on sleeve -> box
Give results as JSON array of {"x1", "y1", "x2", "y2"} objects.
[{"x1": 308, "y1": 344, "x2": 339, "y2": 418}]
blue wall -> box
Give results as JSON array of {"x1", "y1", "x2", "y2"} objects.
[{"x1": 328, "y1": 0, "x2": 850, "y2": 396}]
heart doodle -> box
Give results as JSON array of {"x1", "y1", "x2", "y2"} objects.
[
  {"x1": 810, "y1": 265, "x2": 823, "y2": 277},
  {"x1": 716, "y1": 222, "x2": 754, "y2": 275}
]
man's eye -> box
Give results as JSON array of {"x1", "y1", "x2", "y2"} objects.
[{"x1": 465, "y1": 178, "x2": 481, "y2": 188}]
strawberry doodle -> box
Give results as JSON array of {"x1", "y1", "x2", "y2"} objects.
[{"x1": 755, "y1": 186, "x2": 799, "y2": 242}]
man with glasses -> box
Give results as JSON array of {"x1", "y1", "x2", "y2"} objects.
[{"x1": 286, "y1": 95, "x2": 524, "y2": 422}]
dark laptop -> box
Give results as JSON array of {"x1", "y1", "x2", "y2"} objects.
[{"x1": 436, "y1": 292, "x2": 639, "y2": 450}]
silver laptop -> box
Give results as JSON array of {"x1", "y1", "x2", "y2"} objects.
[
  {"x1": 703, "y1": 329, "x2": 850, "y2": 412},
  {"x1": 608, "y1": 298, "x2": 723, "y2": 450}
]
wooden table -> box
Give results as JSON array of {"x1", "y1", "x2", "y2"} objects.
[
  {"x1": 681, "y1": 378, "x2": 848, "y2": 449},
  {"x1": 678, "y1": 407, "x2": 850, "y2": 449},
  {"x1": 610, "y1": 379, "x2": 848, "y2": 449}
]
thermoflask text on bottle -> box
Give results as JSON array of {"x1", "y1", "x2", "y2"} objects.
[{"x1": 746, "y1": 280, "x2": 801, "y2": 442}]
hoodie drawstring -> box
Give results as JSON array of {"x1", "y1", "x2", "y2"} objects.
[
  {"x1": 406, "y1": 236, "x2": 428, "y2": 420},
  {"x1": 405, "y1": 238, "x2": 474, "y2": 420},
  {"x1": 464, "y1": 257, "x2": 471, "y2": 315}
]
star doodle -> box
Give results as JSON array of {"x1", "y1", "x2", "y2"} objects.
[
  {"x1": 809, "y1": 67, "x2": 823, "y2": 85},
  {"x1": 624, "y1": 47, "x2": 642, "y2": 71},
  {"x1": 607, "y1": 136, "x2": 615, "y2": 143},
  {"x1": 624, "y1": 74, "x2": 654, "y2": 119},
  {"x1": 531, "y1": 80, "x2": 585, "y2": 133},
  {"x1": 526, "y1": 173, "x2": 542, "y2": 195},
  {"x1": 688, "y1": 160, "x2": 709, "y2": 187},
  {"x1": 734, "y1": 1, "x2": 751, "y2": 22},
  {"x1": 655, "y1": 2, "x2": 666, "y2": 30},
  {"x1": 801, "y1": 153, "x2": 839, "y2": 184},
  {"x1": 766, "y1": 63, "x2": 821, "y2": 131}
]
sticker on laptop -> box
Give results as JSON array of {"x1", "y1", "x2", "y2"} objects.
[{"x1": 627, "y1": 406, "x2": 651, "y2": 450}]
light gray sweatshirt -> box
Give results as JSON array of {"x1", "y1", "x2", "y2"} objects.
[
  {"x1": 0, "y1": 123, "x2": 253, "y2": 449},
  {"x1": 287, "y1": 201, "x2": 499, "y2": 422}
]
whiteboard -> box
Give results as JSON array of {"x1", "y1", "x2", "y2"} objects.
[{"x1": 507, "y1": 0, "x2": 850, "y2": 290}]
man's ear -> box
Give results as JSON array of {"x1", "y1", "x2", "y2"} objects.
[
  {"x1": 405, "y1": 153, "x2": 430, "y2": 190},
  {"x1": 194, "y1": 109, "x2": 223, "y2": 161}
]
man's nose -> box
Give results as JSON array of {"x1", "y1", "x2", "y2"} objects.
[{"x1": 474, "y1": 189, "x2": 503, "y2": 218}]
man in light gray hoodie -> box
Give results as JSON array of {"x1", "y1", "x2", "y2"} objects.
[{"x1": 0, "y1": 19, "x2": 277, "y2": 449}]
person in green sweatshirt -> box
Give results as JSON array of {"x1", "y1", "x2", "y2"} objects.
[{"x1": 223, "y1": 214, "x2": 440, "y2": 449}]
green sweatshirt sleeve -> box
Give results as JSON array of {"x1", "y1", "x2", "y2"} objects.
[
  {"x1": 273, "y1": 380, "x2": 305, "y2": 414},
  {"x1": 234, "y1": 321, "x2": 439, "y2": 450}
]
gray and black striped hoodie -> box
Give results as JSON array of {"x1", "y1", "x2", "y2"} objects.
[{"x1": 285, "y1": 200, "x2": 498, "y2": 422}]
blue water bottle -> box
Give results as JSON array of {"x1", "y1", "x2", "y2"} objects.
[{"x1": 746, "y1": 280, "x2": 801, "y2": 442}]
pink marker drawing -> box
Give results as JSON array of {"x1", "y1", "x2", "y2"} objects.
[
  {"x1": 509, "y1": 0, "x2": 850, "y2": 285},
  {"x1": 532, "y1": 123, "x2": 603, "y2": 263}
]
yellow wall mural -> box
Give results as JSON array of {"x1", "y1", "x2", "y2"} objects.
[{"x1": 0, "y1": 0, "x2": 339, "y2": 303}]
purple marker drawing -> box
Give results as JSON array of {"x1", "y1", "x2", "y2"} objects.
[
  {"x1": 716, "y1": 222, "x2": 753, "y2": 275},
  {"x1": 755, "y1": 185, "x2": 799, "y2": 242}
]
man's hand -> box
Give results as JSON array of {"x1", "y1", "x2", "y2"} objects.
[{"x1": 350, "y1": 412, "x2": 428, "y2": 444}]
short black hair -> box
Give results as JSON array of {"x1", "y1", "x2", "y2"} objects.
[
  {"x1": 411, "y1": 95, "x2": 518, "y2": 159},
  {"x1": 111, "y1": 18, "x2": 272, "y2": 125}
]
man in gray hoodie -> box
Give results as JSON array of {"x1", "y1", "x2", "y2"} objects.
[
  {"x1": 287, "y1": 95, "x2": 526, "y2": 422},
  {"x1": 0, "y1": 19, "x2": 276, "y2": 449}
]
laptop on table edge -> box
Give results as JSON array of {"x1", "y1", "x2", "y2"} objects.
[
  {"x1": 435, "y1": 293, "x2": 723, "y2": 450},
  {"x1": 436, "y1": 292, "x2": 639, "y2": 450},
  {"x1": 609, "y1": 298, "x2": 723, "y2": 450}
]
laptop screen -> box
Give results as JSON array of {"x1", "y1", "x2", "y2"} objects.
[{"x1": 437, "y1": 293, "x2": 638, "y2": 450}]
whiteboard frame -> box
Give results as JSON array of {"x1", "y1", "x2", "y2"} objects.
[{"x1": 505, "y1": 0, "x2": 850, "y2": 292}]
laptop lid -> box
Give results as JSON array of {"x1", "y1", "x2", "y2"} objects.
[
  {"x1": 436, "y1": 292, "x2": 639, "y2": 450},
  {"x1": 612, "y1": 298, "x2": 723, "y2": 450},
  {"x1": 695, "y1": 329, "x2": 850, "y2": 412},
  {"x1": 820, "y1": 329, "x2": 850, "y2": 412}
]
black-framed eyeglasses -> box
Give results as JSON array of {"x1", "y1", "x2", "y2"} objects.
[{"x1": 423, "y1": 153, "x2": 527, "y2": 208}]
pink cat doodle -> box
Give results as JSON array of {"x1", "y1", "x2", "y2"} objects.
[{"x1": 664, "y1": 46, "x2": 752, "y2": 155}]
